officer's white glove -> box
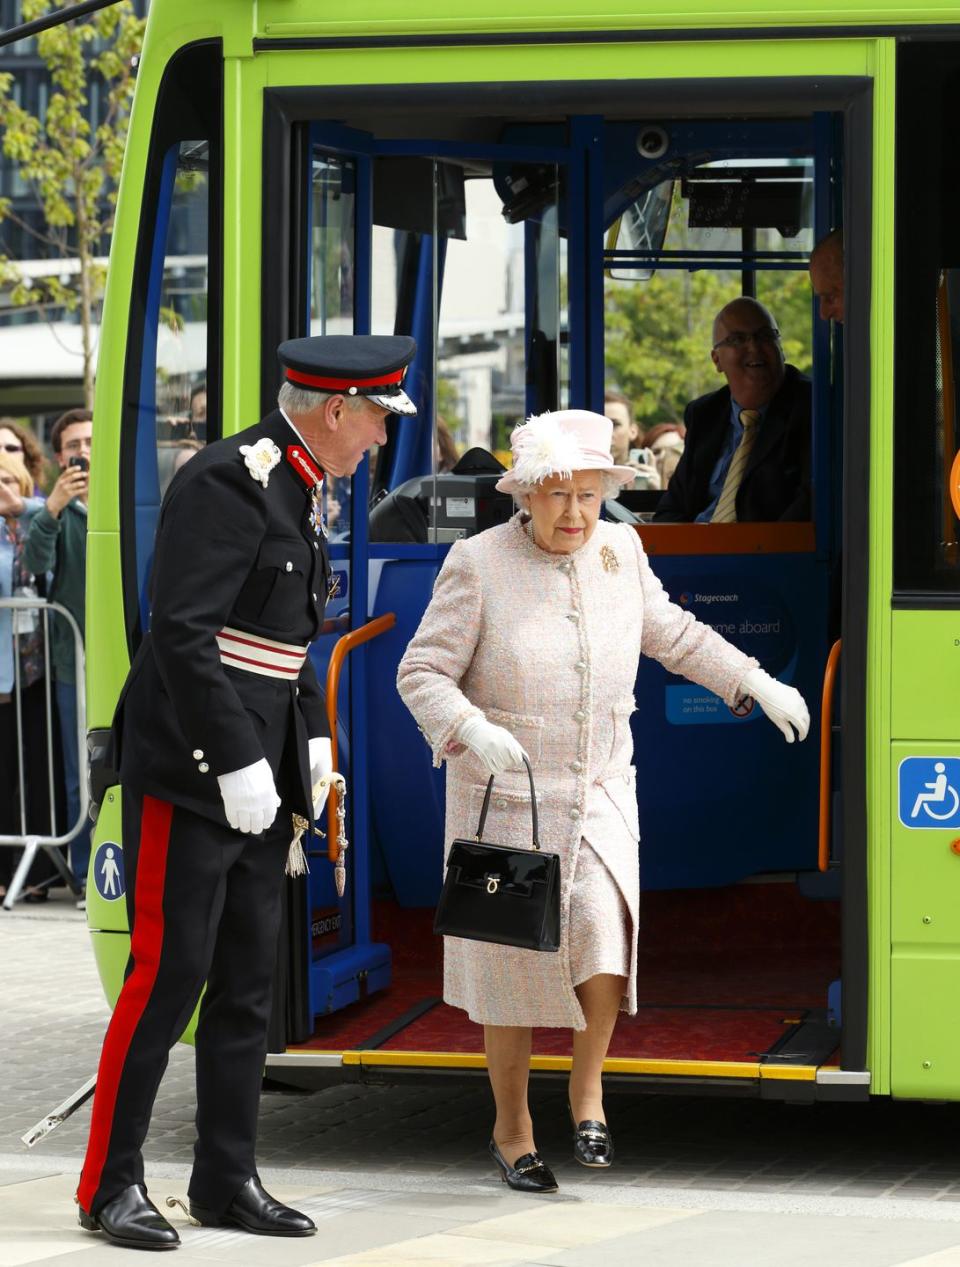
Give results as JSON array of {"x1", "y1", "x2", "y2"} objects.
[
  {"x1": 456, "y1": 714, "x2": 529, "y2": 775},
  {"x1": 309, "y1": 735, "x2": 334, "y2": 817},
  {"x1": 217, "y1": 758, "x2": 281, "y2": 834},
  {"x1": 738, "y1": 668, "x2": 810, "y2": 744}
]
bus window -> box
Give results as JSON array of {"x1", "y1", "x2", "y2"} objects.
[
  {"x1": 309, "y1": 154, "x2": 355, "y2": 337},
  {"x1": 604, "y1": 158, "x2": 814, "y2": 520},
  {"x1": 894, "y1": 44, "x2": 960, "y2": 598},
  {"x1": 155, "y1": 140, "x2": 210, "y2": 500},
  {"x1": 368, "y1": 159, "x2": 565, "y2": 544},
  {"x1": 119, "y1": 40, "x2": 221, "y2": 649},
  {"x1": 308, "y1": 153, "x2": 356, "y2": 539}
]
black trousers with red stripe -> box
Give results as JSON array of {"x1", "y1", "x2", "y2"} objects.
[{"x1": 77, "y1": 788, "x2": 290, "y2": 1217}]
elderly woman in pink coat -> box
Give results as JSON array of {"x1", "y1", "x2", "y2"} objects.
[{"x1": 396, "y1": 410, "x2": 809, "y2": 1193}]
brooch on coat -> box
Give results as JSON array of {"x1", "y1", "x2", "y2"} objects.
[
  {"x1": 239, "y1": 437, "x2": 282, "y2": 488},
  {"x1": 600, "y1": 544, "x2": 619, "y2": 573}
]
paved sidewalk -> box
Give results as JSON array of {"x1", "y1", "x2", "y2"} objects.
[{"x1": 6, "y1": 894, "x2": 960, "y2": 1266}]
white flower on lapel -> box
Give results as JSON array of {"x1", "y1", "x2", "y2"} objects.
[{"x1": 239, "y1": 437, "x2": 281, "y2": 488}]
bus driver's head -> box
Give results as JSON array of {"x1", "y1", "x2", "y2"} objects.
[{"x1": 710, "y1": 297, "x2": 785, "y2": 412}]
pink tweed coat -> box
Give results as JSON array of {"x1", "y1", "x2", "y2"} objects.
[{"x1": 396, "y1": 514, "x2": 758, "y2": 1029}]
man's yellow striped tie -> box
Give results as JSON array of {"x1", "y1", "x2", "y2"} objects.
[{"x1": 711, "y1": 409, "x2": 760, "y2": 523}]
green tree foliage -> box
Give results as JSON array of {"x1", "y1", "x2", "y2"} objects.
[
  {"x1": 605, "y1": 267, "x2": 813, "y2": 432},
  {"x1": 0, "y1": 0, "x2": 145, "y2": 407},
  {"x1": 604, "y1": 185, "x2": 815, "y2": 432}
]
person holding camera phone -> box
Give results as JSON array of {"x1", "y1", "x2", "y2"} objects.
[
  {"x1": 603, "y1": 391, "x2": 660, "y2": 490},
  {"x1": 23, "y1": 408, "x2": 93, "y2": 902}
]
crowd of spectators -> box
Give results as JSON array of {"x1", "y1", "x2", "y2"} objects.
[{"x1": 0, "y1": 408, "x2": 91, "y2": 907}]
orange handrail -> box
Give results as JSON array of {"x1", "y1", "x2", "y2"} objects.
[
  {"x1": 818, "y1": 639, "x2": 842, "y2": 873},
  {"x1": 324, "y1": 612, "x2": 397, "y2": 862}
]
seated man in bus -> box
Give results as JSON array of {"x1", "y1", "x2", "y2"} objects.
[{"x1": 653, "y1": 297, "x2": 811, "y2": 523}]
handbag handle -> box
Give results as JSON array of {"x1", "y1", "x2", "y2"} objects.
[{"x1": 475, "y1": 756, "x2": 540, "y2": 851}]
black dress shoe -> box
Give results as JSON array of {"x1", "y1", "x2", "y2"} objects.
[
  {"x1": 489, "y1": 1139, "x2": 558, "y2": 1193},
  {"x1": 189, "y1": 1177, "x2": 316, "y2": 1236},
  {"x1": 78, "y1": 1183, "x2": 180, "y2": 1251},
  {"x1": 569, "y1": 1109, "x2": 614, "y2": 1168}
]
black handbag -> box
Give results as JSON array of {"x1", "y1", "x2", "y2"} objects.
[{"x1": 434, "y1": 758, "x2": 560, "y2": 952}]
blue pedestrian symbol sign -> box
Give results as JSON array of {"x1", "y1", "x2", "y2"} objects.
[
  {"x1": 899, "y1": 758, "x2": 960, "y2": 829},
  {"x1": 93, "y1": 841, "x2": 125, "y2": 900}
]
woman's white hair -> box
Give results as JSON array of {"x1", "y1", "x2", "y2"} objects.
[
  {"x1": 277, "y1": 381, "x2": 364, "y2": 417},
  {"x1": 511, "y1": 469, "x2": 623, "y2": 509}
]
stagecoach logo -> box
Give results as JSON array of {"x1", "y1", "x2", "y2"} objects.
[
  {"x1": 92, "y1": 840, "x2": 125, "y2": 901},
  {"x1": 311, "y1": 908, "x2": 342, "y2": 950},
  {"x1": 899, "y1": 757, "x2": 960, "y2": 829}
]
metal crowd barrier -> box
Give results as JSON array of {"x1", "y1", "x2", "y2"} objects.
[{"x1": 0, "y1": 596, "x2": 87, "y2": 909}]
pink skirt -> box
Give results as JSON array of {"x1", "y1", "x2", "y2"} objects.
[{"x1": 568, "y1": 839, "x2": 631, "y2": 986}]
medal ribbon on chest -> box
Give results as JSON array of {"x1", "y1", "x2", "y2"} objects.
[{"x1": 286, "y1": 445, "x2": 326, "y2": 538}]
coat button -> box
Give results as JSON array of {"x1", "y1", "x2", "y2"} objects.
[
  {"x1": 198, "y1": 762, "x2": 210, "y2": 773},
  {"x1": 574, "y1": 661, "x2": 587, "y2": 674},
  {"x1": 573, "y1": 710, "x2": 586, "y2": 722},
  {"x1": 285, "y1": 561, "x2": 293, "y2": 572},
  {"x1": 192, "y1": 749, "x2": 204, "y2": 760},
  {"x1": 570, "y1": 760, "x2": 582, "y2": 773},
  {"x1": 312, "y1": 592, "x2": 318, "y2": 602},
  {"x1": 496, "y1": 798, "x2": 507, "y2": 810},
  {"x1": 559, "y1": 561, "x2": 571, "y2": 573},
  {"x1": 567, "y1": 612, "x2": 579, "y2": 622},
  {"x1": 570, "y1": 807, "x2": 581, "y2": 820},
  {"x1": 312, "y1": 541, "x2": 319, "y2": 550}
]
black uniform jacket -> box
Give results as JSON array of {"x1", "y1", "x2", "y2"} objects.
[
  {"x1": 114, "y1": 411, "x2": 332, "y2": 825},
  {"x1": 653, "y1": 364, "x2": 812, "y2": 523}
]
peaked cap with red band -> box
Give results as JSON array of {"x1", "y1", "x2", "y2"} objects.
[{"x1": 278, "y1": 334, "x2": 417, "y2": 416}]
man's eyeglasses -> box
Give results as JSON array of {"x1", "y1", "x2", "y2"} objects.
[
  {"x1": 0, "y1": 443, "x2": 23, "y2": 453},
  {"x1": 712, "y1": 327, "x2": 781, "y2": 352}
]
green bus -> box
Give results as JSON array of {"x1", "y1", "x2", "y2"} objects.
[{"x1": 70, "y1": 0, "x2": 960, "y2": 1102}]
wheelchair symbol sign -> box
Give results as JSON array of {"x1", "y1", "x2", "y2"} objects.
[{"x1": 898, "y1": 758, "x2": 960, "y2": 829}]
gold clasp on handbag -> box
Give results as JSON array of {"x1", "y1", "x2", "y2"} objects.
[{"x1": 486, "y1": 876, "x2": 500, "y2": 895}]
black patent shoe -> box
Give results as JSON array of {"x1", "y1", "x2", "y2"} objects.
[
  {"x1": 570, "y1": 1109, "x2": 614, "y2": 1168},
  {"x1": 489, "y1": 1139, "x2": 558, "y2": 1193},
  {"x1": 78, "y1": 1183, "x2": 180, "y2": 1251},
  {"x1": 189, "y1": 1177, "x2": 316, "y2": 1237}
]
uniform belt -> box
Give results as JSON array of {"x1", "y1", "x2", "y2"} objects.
[{"x1": 216, "y1": 625, "x2": 308, "y2": 679}]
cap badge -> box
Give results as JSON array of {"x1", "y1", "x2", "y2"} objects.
[{"x1": 239, "y1": 437, "x2": 281, "y2": 488}]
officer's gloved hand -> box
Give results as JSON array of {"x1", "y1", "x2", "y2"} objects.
[
  {"x1": 217, "y1": 758, "x2": 282, "y2": 834},
  {"x1": 456, "y1": 714, "x2": 529, "y2": 776},
  {"x1": 738, "y1": 668, "x2": 810, "y2": 744},
  {"x1": 308, "y1": 736, "x2": 333, "y2": 818}
]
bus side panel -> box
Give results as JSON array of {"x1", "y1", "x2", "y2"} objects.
[{"x1": 890, "y1": 741, "x2": 960, "y2": 1099}]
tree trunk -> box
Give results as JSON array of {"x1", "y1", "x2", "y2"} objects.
[{"x1": 75, "y1": 195, "x2": 95, "y2": 412}]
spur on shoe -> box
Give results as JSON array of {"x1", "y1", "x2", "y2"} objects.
[
  {"x1": 569, "y1": 1109, "x2": 614, "y2": 1168},
  {"x1": 78, "y1": 1182, "x2": 180, "y2": 1251},
  {"x1": 489, "y1": 1139, "x2": 558, "y2": 1193},
  {"x1": 189, "y1": 1176, "x2": 316, "y2": 1236}
]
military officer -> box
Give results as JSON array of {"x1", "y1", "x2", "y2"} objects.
[{"x1": 77, "y1": 335, "x2": 417, "y2": 1251}]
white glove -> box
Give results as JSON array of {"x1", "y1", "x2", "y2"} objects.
[
  {"x1": 217, "y1": 758, "x2": 281, "y2": 834},
  {"x1": 739, "y1": 667, "x2": 810, "y2": 744},
  {"x1": 309, "y1": 735, "x2": 333, "y2": 817},
  {"x1": 456, "y1": 714, "x2": 529, "y2": 775}
]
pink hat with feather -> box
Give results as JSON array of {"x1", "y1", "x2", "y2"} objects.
[{"x1": 495, "y1": 410, "x2": 637, "y2": 495}]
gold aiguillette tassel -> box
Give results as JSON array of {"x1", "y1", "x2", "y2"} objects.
[{"x1": 287, "y1": 813, "x2": 310, "y2": 877}]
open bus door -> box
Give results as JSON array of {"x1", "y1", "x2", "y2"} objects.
[{"x1": 246, "y1": 95, "x2": 862, "y2": 1100}]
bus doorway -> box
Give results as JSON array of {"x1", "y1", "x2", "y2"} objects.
[{"x1": 252, "y1": 91, "x2": 855, "y2": 1098}]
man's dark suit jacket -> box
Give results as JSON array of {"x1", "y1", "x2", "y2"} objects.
[
  {"x1": 653, "y1": 364, "x2": 812, "y2": 523},
  {"x1": 111, "y1": 411, "x2": 332, "y2": 825}
]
